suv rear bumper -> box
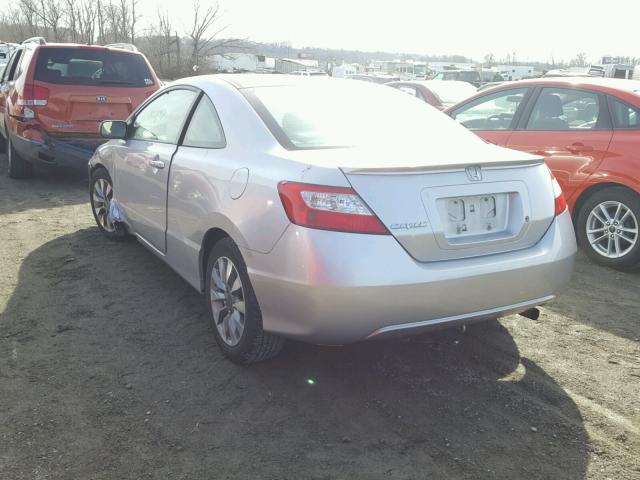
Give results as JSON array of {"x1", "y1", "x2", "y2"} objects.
[{"x1": 11, "y1": 132, "x2": 104, "y2": 170}]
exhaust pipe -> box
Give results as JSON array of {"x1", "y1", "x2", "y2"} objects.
[{"x1": 519, "y1": 308, "x2": 540, "y2": 320}]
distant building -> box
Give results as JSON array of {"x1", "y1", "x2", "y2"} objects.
[
  {"x1": 428, "y1": 62, "x2": 476, "y2": 74},
  {"x1": 275, "y1": 58, "x2": 320, "y2": 74},
  {"x1": 211, "y1": 53, "x2": 275, "y2": 73},
  {"x1": 332, "y1": 63, "x2": 358, "y2": 78}
]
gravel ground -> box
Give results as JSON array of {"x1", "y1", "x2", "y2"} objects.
[{"x1": 0, "y1": 157, "x2": 638, "y2": 480}]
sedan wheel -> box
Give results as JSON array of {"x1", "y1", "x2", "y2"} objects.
[
  {"x1": 92, "y1": 178, "x2": 116, "y2": 233},
  {"x1": 210, "y1": 256, "x2": 246, "y2": 347},
  {"x1": 586, "y1": 201, "x2": 638, "y2": 259},
  {"x1": 205, "y1": 238, "x2": 284, "y2": 364},
  {"x1": 577, "y1": 187, "x2": 640, "y2": 270},
  {"x1": 89, "y1": 167, "x2": 127, "y2": 241}
]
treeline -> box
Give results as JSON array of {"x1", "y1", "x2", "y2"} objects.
[{"x1": 0, "y1": 0, "x2": 242, "y2": 79}]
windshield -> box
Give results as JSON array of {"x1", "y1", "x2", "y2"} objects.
[
  {"x1": 35, "y1": 47, "x2": 154, "y2": 87},
  {"x1": 425, "y1": 81, "x2": 477, "y2": 106},
  {"x1": 247, "y1": 79, "x2": 480, "y2": 149}
]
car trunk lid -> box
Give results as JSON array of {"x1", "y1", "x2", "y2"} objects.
[{"x1": 340, "y1": 144, "x2": 555, "y2": 262}]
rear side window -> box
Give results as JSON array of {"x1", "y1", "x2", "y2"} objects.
[
  {"x1": 608, "y1": 97, "x2": 640, "y2": 129},
  {"x1": 526, "y1": 88, "x2": 602, "y2": 131},
  {"x1": 3, "y1": 49, "x2": 23, "y2": 82},
  {"x1": 15, "y1": 47, "x2": 34, "y2": 80},
  {"x1": 183, "y1": 95, "x2": 226, "y2": 149},
  {"x1": 35, "y1": 47, "x2": 154, "y2": 87}
]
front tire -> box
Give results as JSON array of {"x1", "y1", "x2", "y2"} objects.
[
  {"x1": 576, "y1": 187, "x2": 640, "y2": 270},
  {"x1": 205, "y1": 238, "x2": 285, "y2": 364},
  {"x1": 90, "y1": 167, "x2": 128, "y2": 241},
  {"x1": 7, "y1": 134, "x2": 34, "y2": 179}
]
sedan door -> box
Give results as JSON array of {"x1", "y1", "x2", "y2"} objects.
[
  {"x1": 448, "y1": 87, "x2": 531, "y2": 146},
  {"x1": 115, "y1": 87, "x2": 198, "y2": 252},
  {"x1": 506, "y1": 87, "x2": 613, "y2": 203}
]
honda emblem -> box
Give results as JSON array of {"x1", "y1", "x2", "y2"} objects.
[{"x1": 465, "y1": 166, "x2": 482, "y2": 182}]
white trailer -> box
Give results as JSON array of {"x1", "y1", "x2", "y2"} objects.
[{"x1": 496, "y1": 65, "x2": 535, "y2": 81}]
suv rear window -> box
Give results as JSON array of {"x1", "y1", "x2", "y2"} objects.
[{"x1": 35, "y1": 47, "x2": 154, "y2": 87}]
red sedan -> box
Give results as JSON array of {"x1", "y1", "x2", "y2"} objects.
[{"x1": 446, "y1": 78, "x2": 640, "y2": 270}]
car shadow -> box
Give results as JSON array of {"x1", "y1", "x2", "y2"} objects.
[
  {"x1": 544, "y1": 250, "x2": 640, "y2": 341},
  {"x1": 0, "y1": 227, "x2": 589, "y2": 479},
  {"x1": 0, "y1": 154, "x2": 88, "y2": 215}
]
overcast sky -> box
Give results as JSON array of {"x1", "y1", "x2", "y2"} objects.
[{"x1": 4, "y1": 0, "x2": 639, "y2": 62}]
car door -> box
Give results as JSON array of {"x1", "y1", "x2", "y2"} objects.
[
  {"x1": 506, "y1": 87, "x2": 613, "y2": 202},
  {"x1": 0, "y1": 49, "x2": 22, "y2": 136},
  {"x1": 448, "y1": 87, "x2": 531, "y2": 146},
  {"x1": 115, "y1": 87, "x2": 199, "y2": 252},
  {"x1": 164, "y1": 93, "x2": 228, "y2": 286}
]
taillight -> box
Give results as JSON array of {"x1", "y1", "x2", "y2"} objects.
[
  {"x1": 550, "y1": 172, "x2": 567, "y2": 216},
  {"x1": 17, "y1": 84, "x2": 49, "y2": 107},
  {"x1": 278, "y1": 181, "x2": 389, "y2": 235}
]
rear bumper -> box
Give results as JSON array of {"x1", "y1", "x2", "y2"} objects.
[
  {"x1": 11, "y1": 132, "x2": 103, "y2": 170},
  {"x1": 243, "y1": 210, "x2": 577, "y2": 344}
]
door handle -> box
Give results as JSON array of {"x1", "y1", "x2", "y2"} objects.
[
  {"x1": 566, "y1": 143, "x2": 594, "y2": 153},
  {"x1": 149, "y1": 159, "x2": 165, "y2": 169}
]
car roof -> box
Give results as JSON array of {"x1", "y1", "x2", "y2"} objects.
[
  {"x1": 488, "y1": 76, "x2": 640, "y2": 95},
  {"x1": 32, "y1": 43, "x2": 143, "y2": 55},
  {"x1": 192, "y1": 73, "x2": 332, "y2": 89}
]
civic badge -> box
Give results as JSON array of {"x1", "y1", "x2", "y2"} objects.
[
  {"x1": 96, "y1": 95, "x2": 107, "y2": 102},
  {"x1": 465, "y1": 165, "x2": 482, "y2": 182}
]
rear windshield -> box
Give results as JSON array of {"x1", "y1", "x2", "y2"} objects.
[
  {"x1": 35, "y1": 47, "x2": 154, "y2": 87},
  {"x1": 247, "y1": 79, "x2": 482, "y2": 150}
]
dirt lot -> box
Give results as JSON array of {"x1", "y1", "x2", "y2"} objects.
[{"x1": 0, "y1": 156, "x2": 638, "y2": 480}]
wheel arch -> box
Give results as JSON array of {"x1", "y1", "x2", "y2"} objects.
[
  {"x1": 572, "y1": 182, "x2": 639, "y2": 224},
  {"x1": 199, "y1": 227, "x2": 233, "y2": 292}
]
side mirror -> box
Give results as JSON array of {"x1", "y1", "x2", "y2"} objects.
[{"x1": 100, "y1": 120, "x2": 127, "y2": 139}]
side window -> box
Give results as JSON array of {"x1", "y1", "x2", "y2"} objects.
[
  {"x1": 14, "y1": 48, "x2": 34, "y2": 80},
  {"x1": 451, "y1": 88, "x2": 528, "y2": 131},
  {"x1": 182, "y1": 95, "x2": 226, "y2": 149},
  {"x1": 131, "y1": 89, "x2": 197, "y2": 144},
  {"x1": 608, "y1": 97, "x2": 640, "y2": 129},
  {"x1": 3, "y1": 50, "x2": 22, "y2": 82},
  {"x1": 526, "y1": 88, "x2": 601, "y2": 131}
]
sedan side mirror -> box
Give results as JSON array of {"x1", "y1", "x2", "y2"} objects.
[{"x1": 100, "y1": 120, "x2": 127, "y2": 139}]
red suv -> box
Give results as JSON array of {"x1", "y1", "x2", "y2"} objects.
[
  {"x1": 446, "y1": 78, "x2": 640, "y2": 270},
  {"x1": 0, "y1": 38, "x2": 160, "y2": 178}
]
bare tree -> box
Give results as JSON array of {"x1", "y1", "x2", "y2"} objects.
[{"x1": 187, "y1": 1, "x2": 239, "y2": 72}]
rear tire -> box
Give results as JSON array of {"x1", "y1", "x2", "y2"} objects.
[
  {"x1": 576, "y1": 187, "x2": 640, "y2": 271},
  {"x1": 205, "y1": 237, "x2": 285, "y2": 364},
  {"x1": 89, "y1": 167, "x2": 128, "y2": 241},
  {"x1": 7, "y1": 134, "x2": 34, "y2": 179}
]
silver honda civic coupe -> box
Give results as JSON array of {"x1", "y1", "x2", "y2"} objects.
[{"x1": 88, "y1": 74, "x2": 576, "y2": 364}]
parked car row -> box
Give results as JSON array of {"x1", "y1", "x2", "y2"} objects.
[{"x1": 0, "y1": 39, "x2": 636, "y2": 364}]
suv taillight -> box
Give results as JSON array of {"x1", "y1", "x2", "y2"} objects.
[
  {"x1": 278, "y1": 181, "x2": 389, "y2": 235},
  {"x1": 550, "y1": 171, "x2": 567, "y2": 216},
  {"x1": 17, "y1": 84, "x2": 49, "y2": 107}
]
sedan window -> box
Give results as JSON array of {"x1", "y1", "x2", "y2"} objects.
[
  {"x1": 451, "y1": 88, "x2": 528, "y2": 130},
  {"x1": 526, "y1": 88, "x2": 601, "y2": 131},
  {"x1": 182, "y1": 95, "x2": 226, "y2": 149},
  {"x1": 608, "y1": 97, "x2": 640, "y2": 129},
  {"x1": 131, "y1": 89, "x2": 197, "y2": 144}
]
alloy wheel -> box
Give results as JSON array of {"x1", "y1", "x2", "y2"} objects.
[
  {"x1": 586, "y1": 200, "x2": 638, "y2": 259},
  {"x1": 92, "y1": 178, "x2": 116, "y2": 233},
  {"x1": 210, "y1": 256, "x2": 246, "y2": 347}
]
